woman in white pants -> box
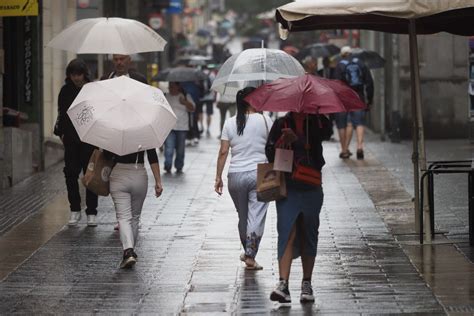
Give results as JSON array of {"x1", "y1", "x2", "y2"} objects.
[
  {"x1": 214, "y1": 87, "x2": 273, "y2": 270},
  {"x1": 108, "y1": 149, "x2": 163, "y2": 269}
]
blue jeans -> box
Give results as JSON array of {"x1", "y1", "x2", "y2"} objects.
[{"x1": 164, "y1": 130, "x2": 187, "y2": 171}]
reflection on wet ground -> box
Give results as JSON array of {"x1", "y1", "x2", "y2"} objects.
[{"x1": 0, "y1": 132, "x2": 472, "y2": 314}]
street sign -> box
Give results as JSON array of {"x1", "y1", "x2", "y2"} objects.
[
  {"x1": 148, "y1": 13, "x2": 164, "y2": 30},
  {"x1": 0, "y1": 0, "x2": 38, "y2": 16}
]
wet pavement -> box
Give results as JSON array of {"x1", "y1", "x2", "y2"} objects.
[{"x1": 0, "y1": 119, "x2": 473, "y2": 314}]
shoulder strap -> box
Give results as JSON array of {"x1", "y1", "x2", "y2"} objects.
[{"x1": 261, "y1": 113, "x2": 269, "y2": 136}]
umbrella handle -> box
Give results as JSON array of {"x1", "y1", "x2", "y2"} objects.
[{"x1": 135, "y1": 145, "x2": 143, "y2": 168}]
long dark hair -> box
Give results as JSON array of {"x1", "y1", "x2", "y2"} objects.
[
  {"x1": 236, "y1": 87, "x2": 256, "y2": 136},
  {"x1": 65, "y1": 58, "x2": 91, "y2": 82}
]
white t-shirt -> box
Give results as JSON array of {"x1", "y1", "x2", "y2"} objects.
[
  {"x1": 166, "y1": 93, "x2": 195, "y2": 131},
  {"x1": 221, "y1": 113, "x2": 273, "y2": 173}
]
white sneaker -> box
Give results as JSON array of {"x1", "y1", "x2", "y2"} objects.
[
  {"x1": 68, "y1": 212, "x2": 81, "y2": 226},
  {"x1": 87, "y1": 215, "x2": 97, "y2": 227}
]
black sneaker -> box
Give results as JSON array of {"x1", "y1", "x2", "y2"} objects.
[
  {"x1": 356, "y1": 149, "x2": 364, "y2": 160},
  {"x1": 164, "y1": 167, "x2": 171, "y2": 174},
  {"x1": 300, "y1": 280, "x2": 315, "y2": 303},
  {"x1": 270, "y1": 280, "x2": 291, "y2": 303},
  {"x1": 120, "y1": 248, "x2": 137, "y2": 269}
]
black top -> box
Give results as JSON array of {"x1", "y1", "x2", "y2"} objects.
[
  {"x1": 54, "y1": 77, "x2": 91, "y2": 143},
  {"x1": 106, "y1": 149, "x2": 159, "y2": 165},
  {"x1": 265, "y1": 113, "x2": 332, "y2": 189},
  {"x1": 266, "y1": 113, "x2": 331, "y2": 170}
]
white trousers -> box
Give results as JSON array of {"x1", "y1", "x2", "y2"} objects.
[{"x1": 110, "y1": 163, "x2": 148, "y2": 250}]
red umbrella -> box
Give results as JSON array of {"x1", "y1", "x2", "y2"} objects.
[{"x1": 244, "y1": 74, "x2": 366, "y2": 114}]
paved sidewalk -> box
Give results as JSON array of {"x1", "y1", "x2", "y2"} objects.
[{"x1": 0, "y1": 126, "x2": 472, "y2": 314}]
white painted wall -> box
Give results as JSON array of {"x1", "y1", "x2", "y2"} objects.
[{"x1": 42, "y1": 0, "x2": 76, "y2": 140}]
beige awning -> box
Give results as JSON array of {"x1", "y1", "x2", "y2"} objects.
[{"x1": 277, "y1": 0, "x2": 474, "y2": 35}]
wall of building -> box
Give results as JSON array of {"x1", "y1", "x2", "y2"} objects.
[
  {"x1": 398, "y1": 33, "x2": 469, "y2": 138},
  {"x1": 42, "y1": 0, "x2": 76, "y2": 167},
  {"x1": 362, "y1": 31, "x2": 470, "y2": 139}
]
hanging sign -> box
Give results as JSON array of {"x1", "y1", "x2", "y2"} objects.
[{"x1": 0, "y1": 0, "x2": 39, "y2": 16}]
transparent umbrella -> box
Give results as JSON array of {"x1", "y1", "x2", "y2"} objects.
[{"x1": 211, "y1": 48, "x2": 305, "y2": 97}]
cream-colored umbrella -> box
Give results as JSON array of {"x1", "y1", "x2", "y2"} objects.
[
  {"x1": 276, "y1": 0, "x2": 474, "y2": 243},
  {"x1": 47, "y1": 17, "x2": 167, "y2": 54},
  {"x1": 67, "y1": 76, "x2": 176, "y2": 156}
]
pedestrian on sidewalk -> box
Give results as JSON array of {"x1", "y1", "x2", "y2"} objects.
[
  {"x1": 214, "y1": 87, "x2": 272, "y2": 270},
  {"x1": 101, "y1": 53, "x2": 148, "y2": 231},
  {"x1": 54, "y1": 58, "x2": 98, "y2": 227},
  {"x1": 164, "y1": 82, "x2": 195, "y2": 174},
  {"x1": 334, "y1": 46, "x2": 373, "y2": 159},
  {"x1": 216, "y1": 92, "x2": 236, "y2": 138},
  {"x1": 265, "y1": 112, "x2": 332, "y2": 304},
  {"x1": 106, "y1": 148, "x2": 163, "y2": 269}
]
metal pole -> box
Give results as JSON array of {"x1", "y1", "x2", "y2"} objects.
[
  {"x1": 379, "y1": 32, "x2": 385, "y2": 141},
  {"x1": 409, "y1": 19, "x2": 430, "y2": 242},
  {"x1": 469, "y1": 171, "x2": 474, "y2": 245}
]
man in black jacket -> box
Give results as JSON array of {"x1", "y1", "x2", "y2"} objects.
[
  {"x1": 101, "y1": 54, "x2": 147, "y2": 84},
  {"x1": 54, "y1": 59, "x2": 99, "y2": 227}
]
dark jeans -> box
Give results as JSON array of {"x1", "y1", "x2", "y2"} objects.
[
  {"x1": 164, "y1": 130, "x2": 187, "y2": 171},
  {"x1": 63, "y1": 141, "x2": 98, "y2": 214}
]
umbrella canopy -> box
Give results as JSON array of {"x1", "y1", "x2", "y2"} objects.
[
  {"x1": 174, "y1": 55, "x2": 213, "y2": 66},
  {"x1": 332, "y1": 48, "x2": 385, "y2": 69},
  {"x1": 47, "y1": 17, "x2": 167, "y2": 54},
  {"x1": 177, "y1": 47, "x2": 208, "y2": 56},
  {"x1": 211, "y1": 48, "x2": 305, "y2": 97},
  {"x1": 152, "y1": 67, "x2": 208, "y2": 82},
  {"x1": 296, "y1": 43, "x2": 340, "y2": 60},
  {"x1": 276, "y1": 0, "x2": 474, "y2": 35},
  {"x1": 244, "y1": 74, "x2": 366, "y2": 114},
  {"x1": 67, "y1": 76, "x2": 176, "y2": 156}
]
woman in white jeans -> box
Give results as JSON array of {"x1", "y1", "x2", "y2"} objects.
[
  {"x1": 108, "y1": 149, "x2": 162, "y2": 269},
  {"x1": 214, "y1": 87, "x2": 273, "y2": 270}
]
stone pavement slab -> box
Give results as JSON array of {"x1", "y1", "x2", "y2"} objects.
[{"x1": 0, "y1": 133, "x2": 451, "y2": 315}]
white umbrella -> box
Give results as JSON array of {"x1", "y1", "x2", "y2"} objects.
[
  {"x1": 211, "y1": 48, "x2": 305, "y2": 97},
  {"x1": 67, "y1": 76, "x2": 176, "y2": 156},
  {"x1": 47, "y1": 17, "x2": 167, "y2": 54}
]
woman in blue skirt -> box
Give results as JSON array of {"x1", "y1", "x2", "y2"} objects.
[{"x1": 265, "y1": 112, "x2": 331, "y2": 304}]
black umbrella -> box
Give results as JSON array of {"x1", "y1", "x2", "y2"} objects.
[
  {"x1": 296, "y1": 43, "x2": 340, "y2": 60},
  {"x1": 332, "y1": 48, "x2": 385, "y2": 69},
  {"x1": 174, "y1": 55, "x2": 213, "y2": 67},
  {"x1": 152, "y1": 67, "x2": 208, "y2": 82}
]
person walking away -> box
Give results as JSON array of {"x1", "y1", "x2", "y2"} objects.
[
  {"x1": 334, "y1": 46, "x2": 373, "y2": 159},
  {"x1": 101, "y1": 54, "x2": 148, "y2": 231},
  {"x1": 216, "y1": 92, "x2": 237, "y2": 138},
  {"x1": 181, "y1": 80, "x2": 203, "y2": 146},
  {"x1": 266, "y1": 112, "x2": 332, "y2": 303},
  {"x1": 215, "y1": 87, "x2": 272, "y2": 270},
  {"x1": 54, "y1": 58, "x2": 98, "y2": 227},
  {"x1": 198, "y1": 69, "x2": 215, "y2": 137},
  {"x1": 105, "y1": 148, "x2": 163, "y2": 269},
  {"x1": 164, "y1": 82, "x2": 195, "y2": 174}
]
